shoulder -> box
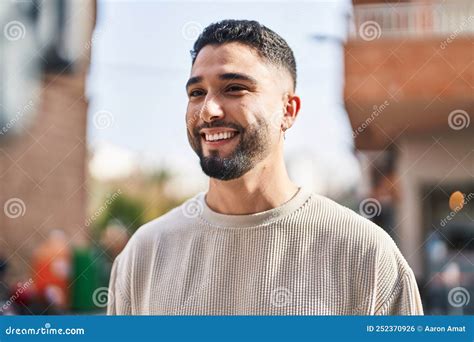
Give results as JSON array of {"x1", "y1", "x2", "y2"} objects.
[
  {"x1": 305, "y1": 193, "x2": 388, "y2": 242},
  {"x1": 306, "y1": 193, "x2": 417, "y2": 302},
  {"x1": 305, "y1": 193, "x2": 409, "y2": 268}
]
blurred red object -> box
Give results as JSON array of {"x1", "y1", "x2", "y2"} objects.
[{"x1": 32, "y1": 230, "x2": 71, "y2": 310}]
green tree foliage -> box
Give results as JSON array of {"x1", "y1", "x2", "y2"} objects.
[{"x1": 93, "y1": 194, "x2": 146, "y2": 235}]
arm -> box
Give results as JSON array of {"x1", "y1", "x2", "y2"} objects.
[
  {"x1": 375, "y1": 270, "x2": 424, "y2": 315},
  {"x1": 107, "y1": 254, "x2": 131, "y2": 315}
]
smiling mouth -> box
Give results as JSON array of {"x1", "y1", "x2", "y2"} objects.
[{"x1": 200, "y1": 131, "x2": 239, "y2": 143}]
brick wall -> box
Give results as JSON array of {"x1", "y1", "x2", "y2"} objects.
[
  {"x1": 0, "y1": 72, "x2": 89, "y2": 283},
  {"x1": 0, "y1": 0, "x2": 96, "y2": 284}
]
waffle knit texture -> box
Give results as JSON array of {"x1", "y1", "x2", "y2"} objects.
[{"x1": 107, "y1": 188, "x2": 423, "y2": 315}]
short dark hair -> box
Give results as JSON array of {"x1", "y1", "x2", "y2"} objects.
[{"x1": 191, "y1": 19, "x2": 297, "y2": 90}]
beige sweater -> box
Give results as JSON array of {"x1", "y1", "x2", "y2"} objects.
[{"x1": 107, "y1": 188, "x2": 423, "y2": 315}]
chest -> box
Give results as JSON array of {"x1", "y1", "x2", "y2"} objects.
[{"x1": 129, "y1": 233, "x2": 371, "y2": 315}]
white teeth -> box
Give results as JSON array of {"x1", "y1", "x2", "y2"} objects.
[{"x1": 204, "y1": 131, "x2": 236, "y2": 142}]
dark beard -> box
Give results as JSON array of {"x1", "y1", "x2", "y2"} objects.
[{"x1": 188, "y1": 118, "x2": 270, "y2": 181}]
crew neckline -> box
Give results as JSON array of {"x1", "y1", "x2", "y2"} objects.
[{"x1": 198, "y1": 187, "x2": 312, "y2": 228}]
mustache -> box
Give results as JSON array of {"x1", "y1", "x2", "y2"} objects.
[{"x1": 192, "y1": 120, "x2": 244, "y2": 137}]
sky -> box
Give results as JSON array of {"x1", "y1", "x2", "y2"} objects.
[{"x1": 87, "y1": 0, "x2": 361, "y2": 198}]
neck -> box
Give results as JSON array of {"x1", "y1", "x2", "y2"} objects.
[{"x1": 205, "y1": 153, "x2": 299, "y2": 215}]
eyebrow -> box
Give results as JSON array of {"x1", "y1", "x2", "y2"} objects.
[
  {"x1": 185, "y1": 73, "x2": 258, "y2": 90},
  {"x1": 185, "y1": 76, "x2": 202, "y2": 89},
  {"x1": 219, "y1": 73, "x2": 258, "y2": 85}
]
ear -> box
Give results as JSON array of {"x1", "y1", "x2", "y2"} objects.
[{"x1": 281, "y1": 93, "x2": 301, "y2": 132}]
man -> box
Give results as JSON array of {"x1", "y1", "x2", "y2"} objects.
[{"x1": 107, "y1": 20, "x2": 423, "y2": 315}]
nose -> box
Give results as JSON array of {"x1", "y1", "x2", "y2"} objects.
[{"x1": 200, "y1": 95, "x2": 224, "y2": 123}]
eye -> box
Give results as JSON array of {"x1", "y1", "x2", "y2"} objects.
[
  {"x1": 189, "y1": 89, "x2": 205, "y2": 97},
  {"x1": 226, "y1": 85, "x2": 247, "y2": 93}
]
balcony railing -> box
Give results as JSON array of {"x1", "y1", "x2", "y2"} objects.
[{"x1": 350, "y1": 1, "x2": 474, "y2": 39}]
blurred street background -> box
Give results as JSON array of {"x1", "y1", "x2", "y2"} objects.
[{"x1": 0, "y1": 0, "x2": 472, "y2": 315}]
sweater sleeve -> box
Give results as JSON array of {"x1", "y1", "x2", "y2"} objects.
[
  {"x1": 375, "y1": 270, "x2": 424, "y2": 315},
  {"x1": 372, "y1": 230, "x2": 424, "y2": 315},
  {"x1": 107, "y1": 253, "x2": 131, "y2": 315}
]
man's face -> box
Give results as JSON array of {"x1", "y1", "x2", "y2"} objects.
[{"x1": 186, "y1": 42, "x2": 292, "y2": 180}]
